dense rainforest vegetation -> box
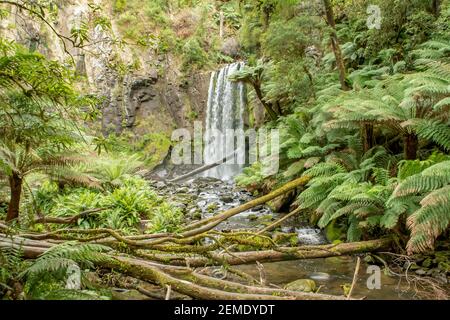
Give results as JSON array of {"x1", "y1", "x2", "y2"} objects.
[{"x1": 0, "y1": 0, "x2": 449, "y2": 300}]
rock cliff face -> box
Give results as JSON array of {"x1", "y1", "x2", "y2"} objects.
[{"x1": 0, "y1": 0, "x2": 211, "y2": 137}]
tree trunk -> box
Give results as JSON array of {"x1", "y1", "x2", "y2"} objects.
[
  {"x1": 169, "y1": 151, "x2": 237, "y2": 183},
  {"x1": 253, "y1": 82, "x2": 278, "y2": 120},
  {"x1": 322, "y1": 0, "x2": 349, "y2": 91},
  {"x1": 145, "y1": 238, "x2": 392, "y2": 267},
  {"x1": 303, "y1": 65, "x2": 316, "y2": 99},
  {"x1": 432, "y1": 0, "x2": 441, "y2": 16},
  {"x1": 362, "y1": 123, "x2": 374, "y2": 153},
  {"x1": 262, "y1": 6, "x2": 272, "y2": 31},
  {"x1": 404, "y1": 134, "x2": 419, "y2": 160},
  {"x1": 6, "y1": 173, "x2": 22, "y2": 222},
  {"x1": 219, "y1": 11, "x2": 224, "y2": 39}
]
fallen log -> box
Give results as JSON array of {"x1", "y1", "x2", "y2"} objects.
[
  {"x1": 0, "y1": 234, "x2": 351, "y2": 300},
  {"x1": 0, "y1": 234, "x2": 56, "y2": 257},
  {"x1": 257, "y1": 207, "x2": 302, "y2": 235},
  {"x1": 33, "y1": 207, "x2": 109, "y2": 225},
  {"x1": 106, "y1": 256, "x2": 351, "y2": 300},
  {"x1": 139, "y1": 238, "x2": 392, "y2": 267},
  {"x1": 168, "y1": 151, "x2": 238, "y2": 183}
]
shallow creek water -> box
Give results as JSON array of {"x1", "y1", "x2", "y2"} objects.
[
  {"x1": 236, "y1": 258, "x2": 417, "y2": 300},
  {"x1": 157, "y1": 178, "x2": 422, "y2": 300}
]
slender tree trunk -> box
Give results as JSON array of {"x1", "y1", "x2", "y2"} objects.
[
  {"x1": 322, "y1": 0, "x2": 349, "y2": 91},
  {"x1": 362, "y1": 124, "x2": 374, "y2": 153},
  {"x1": 219, "y1": 11, "x2": 224, "y2": 39},
  {"x1": 253, "y1": 82, "x2": 278, "y2": 120},
  {"x1": 404, "y1": 133, "x2": 419, "y2": 160},
  {"x1": 262, "y1": 7, "x2": 271, "y2": 31},
  {"x1": 432, "y1": 0, "x2": 441, "y2": 16},
  {"x1": 303, "y1": 65, "x2": 316, "y2": 99},
  {"x1": 6, "y1": 173, "x2": 23, "y2": 222}
]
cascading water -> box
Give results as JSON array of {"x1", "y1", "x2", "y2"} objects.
[
  {"x1": 203, "y1": 62, "x2": 246, "y2": 181},
  {"x1": 198, "y1": 62, "x2": 326, "y2": 246}
]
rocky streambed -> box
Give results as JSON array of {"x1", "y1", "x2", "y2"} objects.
[
  {"x1": 146, "y1": 177, "x2": 441, "y2": 300},
  {"x1": 153, "y1": 177, "x2": 327, "y2": 245}
]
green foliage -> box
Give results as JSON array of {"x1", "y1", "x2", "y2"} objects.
[
  {"x1": 91, "y1": 155, "x2": 146, "y2": 191},
  {"x1": 113, "y1": 0, "x2": 127, "y2": 13},
  {"x1": 0, "y1": 246, "x2": 26, "y2": 298},
  {"x1": 147, "y1": 202, "x2": 183, "y2": 233},
  {"x1": 158, "y1": 28, "x2": 179, "y2": 53},
  {"x1": 35, "y1": 174, "x2": 182, "y2": 234},
  {"x1": 0, "y1": 40, "x2": 98, "y2": 220},
  {"x1": 71, "y1": 21, "x2": 89, "y2": 47},
  {"x1": 93, "y1": 132, "x2": 172, "y2": 169},
  {"x1": 21, "y1": 242, "x2": 112, "y2": 300},
  {"x1": 390, "y1": 159, "x2": 450, "y2": 254},
  {"x1": 181, "y1": 37, "x2": 210, "y2": 70},
  {"x1": 214, "y1": 2, "x2": 242, "y2": 30},
  {"x1": 235, "y1": 162, "x2": 267, "y2": 190}
]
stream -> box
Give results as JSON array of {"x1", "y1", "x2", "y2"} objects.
[{"x1": 154, "y1": 177, "x2": 421, "y2": 300}]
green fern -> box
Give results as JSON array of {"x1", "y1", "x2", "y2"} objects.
[
  {"x1": 407, "y1": 186, "x2": 450, "y2": 254},
  {"x1": 22, "y1": 242, "x2": 111, "y2": 279},
  {"x1": 21, "y1": 242, "x2": 112, "y2": 300},
  {"x1": 390, "y1": 160, "x2": 450, "y2": 254}
]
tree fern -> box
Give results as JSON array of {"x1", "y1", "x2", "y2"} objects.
[
  {"x1": 406, "y1": 186, "x2": 450, "y2": 254},
  {"x1": 390, "y1": 160, "x2": 450, "y2": 253}
]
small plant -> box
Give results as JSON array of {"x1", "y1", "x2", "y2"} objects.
[
  {"x1": 113, "y1": 0, "x2": 127, "y2": 13},
  {"x1": 147, "y1": 203, "x2": 183, "y2": 234}
]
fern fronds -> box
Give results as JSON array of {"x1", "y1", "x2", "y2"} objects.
[
  {"x1": 22, "y1": 242, "x2": 111, "y2": 279},
  {"x1": 406, "y1": 186, "x2": 450, "y2": 254},
  {"x1": 393, "y1": 175, "x2": 449, "y2": 197},
  {"x1": 411, "y1": 119, "x2": 450, "y2": 151},
  {"x1": 303, "y1": 162, "x2": 346, "y2": 178}
]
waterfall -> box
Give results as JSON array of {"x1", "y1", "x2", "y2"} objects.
[{"x1": 203, "y1": 62, "x2": 246, "y2": 181}]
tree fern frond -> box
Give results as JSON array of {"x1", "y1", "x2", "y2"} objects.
[
  {"x1": 22, "y1": 242, "x2": 111, "y2": 279},
  {"x1": 421, "y1": 160, "x2": 450, "y2": 177},
  {"x1": 303, "y1": 162, "x2": 346, "y2": 178},
  {"x1": 433, "y1": 97, "x2": 450, "y2": 112},
  {"x1": 406, "y1": 186, "x2": 450, "y2": 254},
  {"x1": 411, "y1": 119, "x2": 450, "y2": 151},
  {"x1": 347, "y1": 215, "x2": 362, "y2": 242},
  {"x1": 393, "y1": 175, "x2": 449, "y2": 197}
]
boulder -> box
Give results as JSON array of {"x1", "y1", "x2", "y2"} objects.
[
  {"x1": 221, "y1": 37, "x2": 240, "y2": 57},
  {"x1": 220, "y1": 194, "x2": 234, "y2": 203},
  {"x1": 284, "y1": 279, "x2": 317, "y2": 293}
]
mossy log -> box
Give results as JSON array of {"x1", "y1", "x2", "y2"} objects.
[
  {"x1": 139, "y1": 238, "x2": 392, "y2": 267},
  {"x1": 20, "y1": 175, "x2": 311, "y2": 247},
  {"x1": 1, "y1": 234, "x2": 352, "y2": 300},
  {"x1": 106, "y1": 256, "x2": 349, "y2": 300}
]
